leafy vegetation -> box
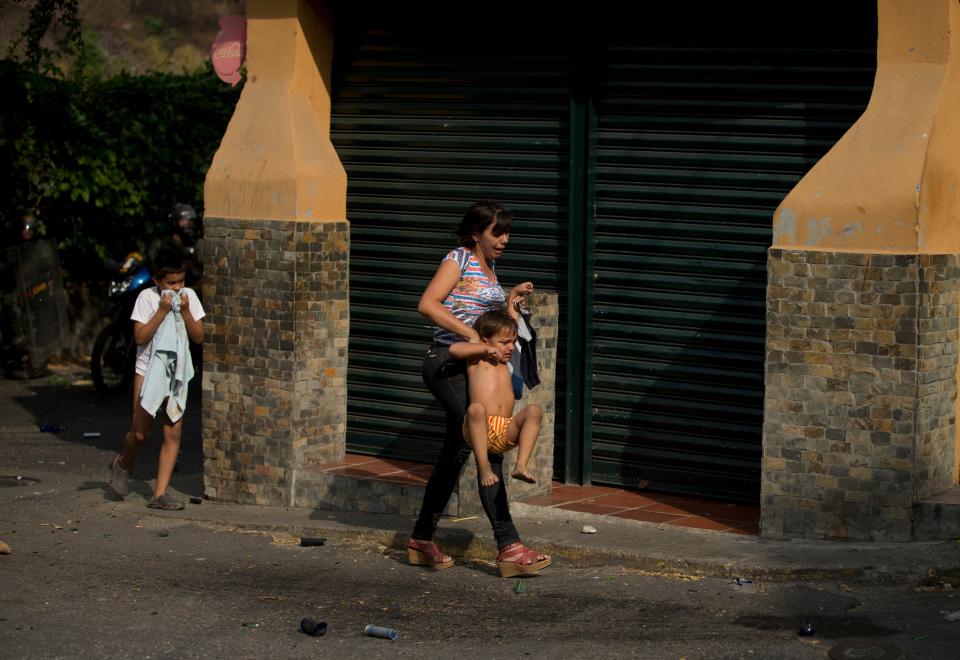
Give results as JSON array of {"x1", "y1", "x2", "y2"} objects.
[
  {"x1": 3, "y1": 0, "x2": 84, "y2": 77},
  {"x1": 0, "y1": 0, "x2": 242, "y2": 281}
]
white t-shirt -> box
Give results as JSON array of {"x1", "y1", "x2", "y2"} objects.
[{"x1": 131, "y1": 286, "x2": 205, "y2": 376}]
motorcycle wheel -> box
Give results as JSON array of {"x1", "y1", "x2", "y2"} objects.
[{"x1": 91, "y1": 323, "x2": 134, "y2": 395}]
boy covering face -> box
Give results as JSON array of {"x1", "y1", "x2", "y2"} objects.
[{"x1": 108, "y1": 246, "x2": 204, "y2": 510}]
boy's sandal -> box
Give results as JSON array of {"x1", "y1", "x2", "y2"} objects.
[
  {"x1": 407, "y1": 538, "x2": 454, "y2": 570},
  {"x1": 147, "y1": 493, "x2": 185, "y2": 511},
  {"x1": 109, "y1": 455, "x2": 130, "y2": 497},
  {"x1": 496, "y1": 541, "x2": 551, "y2": 578}
]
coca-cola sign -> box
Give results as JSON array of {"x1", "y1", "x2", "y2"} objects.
[{"x1": 211, "y1": 16, "x2": 246, "y2": 86}]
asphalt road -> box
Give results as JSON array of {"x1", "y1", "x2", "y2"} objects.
[{"x1": 3, "y1": 367, "x2": 960, "y2": 659}]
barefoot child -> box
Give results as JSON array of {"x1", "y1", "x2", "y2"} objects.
[{"x1": 449, "y1": 309, "x2": 543, "y2": 487}]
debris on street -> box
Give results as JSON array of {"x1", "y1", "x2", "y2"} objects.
[
  {"x1": 300, "y1": 618, "x2": 327, "y2": 636},
  {"x1": 39, "y1": 424, "x2": 66, "y2": 433},
  {"x1": 618, "y1": 567, "x2": 703, "y2": 581},
  {"x1": 363, "y1": 624, "x2": 398, "y2": 640},
  {"x1": 915, "y1": 573, "x2": 957, "y2": 592},
  {"x1": 451, "y1": 515, "x2": 478, "y2": 523},
  {"x1": 270, "y1": 534, "x2": 299, "y2": 546}
]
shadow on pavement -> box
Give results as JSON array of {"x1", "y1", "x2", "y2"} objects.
[{"x1": 2, "y1": 364, "x2": 205, "y2": 499}]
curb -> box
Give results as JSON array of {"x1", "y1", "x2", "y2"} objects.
[{"x1": 130, "y1": 502, "x2": 960, "y2": 585}]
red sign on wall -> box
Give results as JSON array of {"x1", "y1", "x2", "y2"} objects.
[{"x1": 211, "y1": 16, "x2": 247, "y2": 86}]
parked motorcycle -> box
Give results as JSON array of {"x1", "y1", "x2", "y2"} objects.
[{"x1": 90, "y1": 251, "x2": 151, "y2": 395}]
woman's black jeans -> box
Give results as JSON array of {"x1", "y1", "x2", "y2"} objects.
[{"x1": 411, "y1": 343, "x2": 520, "y2": 550}]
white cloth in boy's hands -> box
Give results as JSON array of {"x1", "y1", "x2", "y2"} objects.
[{"x1": 161, "y1": 289, "x2": 182, "y2": 312}]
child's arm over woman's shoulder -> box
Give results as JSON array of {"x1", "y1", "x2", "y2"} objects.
[
  {"x1": 449, "y1": 340, "x2": 484, "y2": 361},
  {"x1": 449, "y1": 341, "x2": 501, "y2": 364}
]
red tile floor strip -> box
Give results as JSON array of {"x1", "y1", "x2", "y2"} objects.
[
  {"x1": 521, "y1": 482, "x2": 760, "y2": 536},
  {"x1": 326, "y1": 454, "x2": 759, "y2": 536}
]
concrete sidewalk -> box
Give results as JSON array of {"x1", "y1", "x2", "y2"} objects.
[
  {"x1": 5, "y1": 460, "x2": 960, "y2": 585},
  {"x1": 97, "y1": 476, "x2": 960, "y2": 585}
]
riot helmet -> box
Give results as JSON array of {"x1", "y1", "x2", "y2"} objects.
[
  {"x1": 20, "y1": 215, "x2": 38, "y2": 242},
  {"x1": 169, "y1": 203, "x2": 200, "y2": 244}
]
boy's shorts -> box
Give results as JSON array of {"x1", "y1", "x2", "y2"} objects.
[{"x1": 463, "y1": 414, "x2": 516, "y2": 454}]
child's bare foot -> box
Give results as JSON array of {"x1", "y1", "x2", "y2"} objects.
[
  {"x1": 511, "y1": 466, "x2": 536, "y2": 484},
  {"x1": 479, "y1": 468, "x2": 499, "y2": 487}
]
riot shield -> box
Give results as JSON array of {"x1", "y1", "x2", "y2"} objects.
[{"x1": 7, "y1": 240, "x2": 68, "y2": 375}]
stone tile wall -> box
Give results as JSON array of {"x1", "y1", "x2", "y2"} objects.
[
  {"x1": 916, "y1": 257, "x2": 960, "y2": 500},
  {"x1": 292, "y1": 471, "x2": 427, "y2": 516},
  {"x1": 762, "y1": 249, "x2": 958, "y2": 541},
  {"x1": 201, "y1": 218, "x2": 349, "y2": 506}
]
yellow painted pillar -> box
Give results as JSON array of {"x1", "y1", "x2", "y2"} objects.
[
  {"x1": 205, "y1": 0, "x2": 346, "y2": 222},
  {"x1": 763, "y1": 0, "x2": 960, "y2": 542},
  {"x1": 773, "y1": 0, "x2": 959, "y2": 253},
  {"x1": 918, "y1": 0, "x2": 960, "y2": 252},
  {"x1": 201, "y1": 0, "x2": 349, "y2": 507}
]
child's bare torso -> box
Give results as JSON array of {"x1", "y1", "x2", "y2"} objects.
[{"x1": 466, "y1": 360, "x2": 516, "y2": 417}]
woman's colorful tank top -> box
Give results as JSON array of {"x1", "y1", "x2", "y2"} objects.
[{"x1": 433, "y1": 247, "x2": 506, "y2": 345}]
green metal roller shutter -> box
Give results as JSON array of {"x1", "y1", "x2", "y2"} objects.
[
  {"x1": 330, "y1": 14, "x2": 571, "y2": 462},
  {"x1": 588, "y1": 43, "x2": 876, "y2": 501}
]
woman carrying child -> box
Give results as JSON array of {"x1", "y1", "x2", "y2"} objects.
[{"x1": 407, "y1": 201, "x2": 551, "y2": 578}]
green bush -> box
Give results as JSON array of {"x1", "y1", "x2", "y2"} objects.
[{"x1": 0, "y1": 59, "x2": 241, "y2": 281}]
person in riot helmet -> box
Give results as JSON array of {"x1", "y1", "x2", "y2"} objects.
[
  {"x1": 0, "y1": 214, "x2": 42, "y2": 377},
  {"x1": 169, "y1": 203, "x2": 200, "y2": 248},
  {"x1": 147, "y1": 204, "x2": 203, "y2": 289},
  {"x1": 1, "y1": 213, "x2": 38, "y2": 245}
]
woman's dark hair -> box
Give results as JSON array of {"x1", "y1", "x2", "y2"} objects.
[
  {"x1": 473, "y1": 309, "x2": 518, "y2": 340},
  {"x1": 455, "y1": 201, "x2": 513, "y2": 247}
]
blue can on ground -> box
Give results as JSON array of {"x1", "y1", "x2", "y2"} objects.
[{"x1": 364, "y1": 624, "x2": 398, "y2": 641}]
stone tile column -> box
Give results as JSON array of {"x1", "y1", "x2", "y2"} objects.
[
  {"x1": 201, "y1": 0, "x2": 348, "y2": 506},
  {"x1": 763, "y1": 0, "x2": 960, "y2": 540},
  {"x1": 201, "y1": 220, "x2": 348, "y2": 504},
  {"x1": 762, "y1": 250, "x2": 958, "y2": 541}
]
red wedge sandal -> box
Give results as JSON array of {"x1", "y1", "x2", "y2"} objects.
[
  {"x1": 407, "y1": 538, "x2": 454, "y2": 570},
  {"x1": 496, "y1": 541, "x2": 551, "y2": 578}
]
